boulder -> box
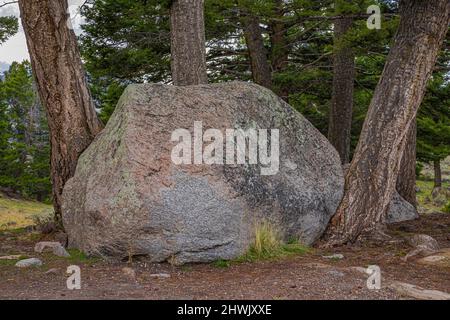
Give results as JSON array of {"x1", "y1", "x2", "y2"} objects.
[
  {"x1": 389, "y1": 281, "x2": 450, "y2": 300},
  {"x1": 62, "y1": 82, "x2": 344, "y2": 264},
  {"x1": 403, "y1": 234, "x2": 440, "y2": 261},
  {"x1": 385, "y1": 191, "x2": 419, "y2": 224},
  {"x1": 417, "y1": 248, "x2": 450, "y2": 268},
  {"x1": 408, "y1": 234, "x2": 440, "y2": 251},
  {"x1": 342, "y1": 165, "x2": 419, "y2": 224}
]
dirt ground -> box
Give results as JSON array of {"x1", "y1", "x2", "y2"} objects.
[{"x1": 0, "y1": 213, "x2": 449, "y2": 300}]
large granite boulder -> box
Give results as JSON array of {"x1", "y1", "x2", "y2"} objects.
[{"x1": 62, "y1": 82, "x2": 344, "y2": 264}]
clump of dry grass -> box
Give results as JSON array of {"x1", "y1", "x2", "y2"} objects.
[{"x1": 238, "y1": 220, "x2": 310, "y2": 262}]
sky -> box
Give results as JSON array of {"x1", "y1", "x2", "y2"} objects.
[{"x1": 0, "y1": 0, "x2": 86, "y2": 67}]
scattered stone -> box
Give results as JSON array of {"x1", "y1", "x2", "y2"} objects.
[
  {"x1": 328, "y1": 270, "x2": 345, "y2": 277},
  {"x1": 34, "y1": 241, "x2": 70, "y2": 258},
  {"x1": 45, "y1": 268, "x2": 60, "y2": 275},
  {"x1": 150, "y1": 273, "x2": 171, "y2": 279},
  {"x1": 122, "y1": 267, "x2": 136, "y2": 279},
  {"x1": 349, "y1": 266, "x2": 368, "y2": 275},
  {"x1": 0, "y1": 255, "x2": 22, "y2": 260},
  {"x1": 15, "y1": 258, "x2": 43, "y2": 268},
  {"x1": 303, "y1": 262, "x2": 331, "y2": 269},
  {"x1": 408, "y1": 234, "x2": 440, "y2": 250},
  {"x1": 322, "y1": 254, "x2": 344, "y2": 260},
  {"x1": 389, "y1": 281, "x2": 450, "y2": 300},
  {"x1": 385, "y1": 192, "x2": 419, "y2": 224},
  {"x1": 403, "y1": 234, "x2": 440, "y2": 261},
  {"x1": 343, "y1": 165, "x2": 418, "y2": 224},
  {"x1": 417, "y1": 248, "x2": 450, "y2": 268}
]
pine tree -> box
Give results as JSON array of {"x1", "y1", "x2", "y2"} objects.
[{"x1": 417, "y1": 73, "x2": 450, "y2": 191}]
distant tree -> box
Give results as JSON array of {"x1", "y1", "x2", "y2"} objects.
[
  {"x1": 0, "y1": 15, "x2": 18, "y2": 43},
  {"x1": 417, "y1": 74, "x2": 450, "y2": 191},
  {"x1": 0, "y1": 61, "x2": 51, "y2": 201}
]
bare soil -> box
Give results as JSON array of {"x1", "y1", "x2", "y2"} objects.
[{"x1": 0, "y1": 213, "x2": 449, "y2": 300}]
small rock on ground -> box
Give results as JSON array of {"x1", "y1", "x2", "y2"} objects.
[
  {"x1": 150, "y1": 273, "x2": 171, "y2": 279},
  {"x1": 15, "y1": 258, "x2": 43, "y2": 268},
  {"x1": 45, "y1": 268, "x2": 60, "y2": 275},
  {"x1": 417, "y1": 248, "x2": 450, "y2": 268},
  {"x1": 34, "y1": 241, "x2": 70, "y2": 258},
  {"x1": 389, "y1": 281, "x2": 450, "y2": 300},
  {"x1": 0, "y1": 255, "x2": 21, "y2": 260},
  {"x1": 322, "y1": 254, "x2": 344, "y2": 260},
  {"x1": 122, "y1": 267, "x2": 136, "y2": 279}
]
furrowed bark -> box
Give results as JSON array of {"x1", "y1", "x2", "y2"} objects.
[
  {"x1": 396, "y1": 119, "x2": 417, "y2": 207},
  {"x1": 434, "y1": 160, "x2": 442, "y2": 190},
  {"x1": 18, "y1": 0, "x2": 103, "y2": 223},
  {"x1": 170, "y1": 0, "x2": 208, "y2": 86},
  {"x1": 323, "y1": 0, "x2": 450, "y2": 246},
  {"x1": 269, "y1": 0, "x2": 289, "y2": 100},
  {"x1": 328, "y1": 16, "x2": 355, "y2": 165},
  {"x1": 242, "y1": 16, "x2": 273, "y2": 89}
]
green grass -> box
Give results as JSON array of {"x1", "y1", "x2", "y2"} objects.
[
  {"x1": 416, "y1": 179, "x2": 450, "y2": 214},
  {"x1": 0, "y1": 255, "x2": 27, "y2": 266},
  {"x1": 213, "y1": 259, "x2": 231, "y2": 268},
  {"x1": 417, "y1": 157, "x2": 450, "y2": 214},
  {"x1": 0, "y1": 195, "x2": 53, "y2": 230},
  {"x1": 38, "y1": 248, "x2": 101, "y2": 266},
  {"x1": 443, "y1": 201, "x2": 450, "y2": 214},
  {"x1": 212, "y1": 221, "x2": 310, "y2": 268},
  {"x1": 66, "y1": 249, "x2": 100, "y2": 264}
]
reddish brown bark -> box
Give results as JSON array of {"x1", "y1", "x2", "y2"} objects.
[
  {"x1": 170, "y1": 0, "x2": 208, "y2": 86},
  {"x1": 324, "y1": 0, "x2": 450, "y2": 246},
  {"x1": 328, "y1": 16, "x2": 355, "y2": 165},
  {"x1": 396, "y1": 119, "x2": 417, "y2": 207},
  {"x1": 19, "y1": 0, "x2": 103, "y2": 222},
  {"x1": 243, "y1": 16, "x2": 273, "y2": 89}
]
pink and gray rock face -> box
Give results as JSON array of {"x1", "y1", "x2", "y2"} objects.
[{"x1": 62, "y1": 82, "x2": 344, "y2": 264}]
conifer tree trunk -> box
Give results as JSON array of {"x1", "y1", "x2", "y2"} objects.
[
  {"x1": 328, "y1": 15, "x2": 355, "y2": 164},
  {"x1": 269, "y1": 0, "x2": 289, "y2": 100},
  {"x1": 170, "y1": 0, "x2": 208, "y2": 86},
  {"x1": 324, "y1": 0, "x2": 450, "y2": 246},
  {"x1": 396, "y1": 119, "x2": 417, "y2": 206},
  {"x1": 434, "y1": 160, "x2": 442, "y2": 190},
  {"x1": 242, "y1": 16, "x2": 273, "y2": 89},
  {"x1": 19, "y1": 0, "x2": 103, "y2": 222}
]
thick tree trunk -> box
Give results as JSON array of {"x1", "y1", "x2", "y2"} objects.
[
  {"x1": 269, "y1": 0, "x2": 289, "y2": 100},
  {"x1": 328, "y1": 16, "x2": 355, "y2": 164},
  {"x1": 396, "y1": 118, "x2": 417, "y2": 207},
  {"x1": 269, "y1": 0, "x2": 288, "y2": 72},
  {"x1": 323, "y1": 0, "x2": 450, "y2": 246},
  {"x1": 242, "y1": 16, "x2": 273, "y2": 89},
  {"x1": 434, "y1": 160, "x2": 442, "y2": 190},
  {"x1": 170, "y1": 0, "x2": 208, "y2": 86},
  {"x1": 19, "y1": 0, "x2": 103, "y2": 222}
]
